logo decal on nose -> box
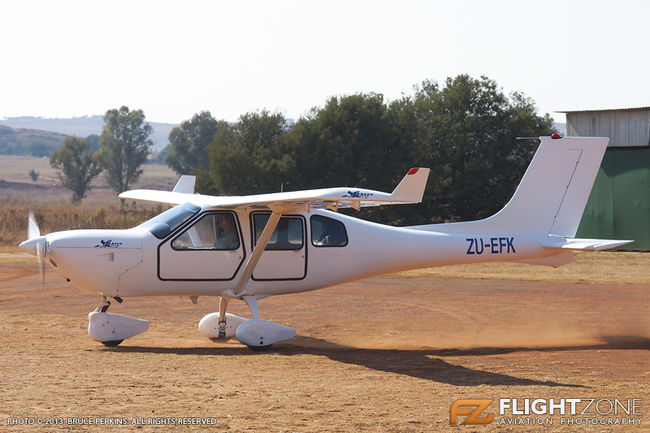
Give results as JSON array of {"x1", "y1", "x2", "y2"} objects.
[{"x1": 94, "y1": 239, "x2": 123, "y2": 248}]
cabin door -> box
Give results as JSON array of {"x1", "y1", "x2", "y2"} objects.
[{"x1": 250, "y1": 213, "x2": 307, "y2": 280}]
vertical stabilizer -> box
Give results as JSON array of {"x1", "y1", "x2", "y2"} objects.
[
  {"x1": 172, "y1": 175, "x2": 196, "y2": 194},
  {"x1": 496, "y1": 136, "x2": 608, "y2": 236},
  {"x1": 414, "y1": 136, "x2": 609, "y2": 236}
]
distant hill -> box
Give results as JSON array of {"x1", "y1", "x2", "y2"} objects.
[
  {"x1": 0, "y1": 125, "x2": 67, "y2": 157},
  {"x1": 0, "y1": 116, "x2": 177, "y2": 151}
]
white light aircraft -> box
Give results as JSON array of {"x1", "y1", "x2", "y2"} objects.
[{"x1": 19, "y1": 136, "x2": 631, "y2": 349}]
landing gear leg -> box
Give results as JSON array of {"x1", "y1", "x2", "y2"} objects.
[
  {"x1": 218, "y1": 296, "x2": 229, "y2": 338},
  {"x1": 241, "y1": 296, "x2": 269, "y2": 350},
  {"x1": 198, "y1": 297, "x2": 247, "y2": 340},
  {"x1": 242, "y1": 295, "x2": 260, "y2": 320},
  {"x1": 94, "y1": 296, "x2": 111, "y2": 313}
]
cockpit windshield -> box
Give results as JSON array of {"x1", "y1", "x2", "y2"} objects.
[{"x1": 139, "y1": 203, "x2": 201, "y2": 239}]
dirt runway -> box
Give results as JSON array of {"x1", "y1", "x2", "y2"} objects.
[{"x1": 1, "y1": 259, "x2": 649, "y2": 432}]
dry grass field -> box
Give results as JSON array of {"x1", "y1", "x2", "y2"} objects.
[
  {"x1": 0, "y1": 154, "x2": 177, "y2": 209},
  {"x1": 0, "y1": 155, "x2": 178, "y2": 245},
  {"x1": 0, "y1": 154, "x2": 177, "y2": 194}
]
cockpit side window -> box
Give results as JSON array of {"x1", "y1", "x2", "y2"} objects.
[
  {"x1": 140, "y1": 203, "x2": 201, "y2": 239},
  {"x1": 310, "y1": 215, "x2": 348, "y2": 247},
  {"x1": 172, "y1": 212, "x2": 240, "y2": 250}
]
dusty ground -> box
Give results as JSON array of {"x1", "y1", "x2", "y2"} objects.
[{"x1": 1, "y1": 257, "x2": 649, "y2": 432}]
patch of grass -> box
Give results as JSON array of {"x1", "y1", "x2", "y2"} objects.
[{"x1": 396, "y1": 251, "x2": 650, "y2": 285}]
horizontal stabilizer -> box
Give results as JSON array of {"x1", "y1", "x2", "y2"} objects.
[
  {"x1": 119, "y1": 167, "x2": 431, "y2": 212},
  {"x1": 546, "y1": 237, "x2": 634, "y2": 251}
]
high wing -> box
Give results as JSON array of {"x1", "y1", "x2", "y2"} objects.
[{"x1": 119, "y1": 168, "x2": 430, "y2": 212}]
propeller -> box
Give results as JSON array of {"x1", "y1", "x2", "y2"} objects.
[
  {"x1": 27, "y1": 210, "x2": 40, "y2": 239},
  {"x1": 19, "y1": 211, "x2": 47, "y2": 286}
]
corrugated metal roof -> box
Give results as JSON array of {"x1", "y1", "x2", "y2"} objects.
[{"x1": 557, "y1": 106, "x2": 650, "y2": 113}]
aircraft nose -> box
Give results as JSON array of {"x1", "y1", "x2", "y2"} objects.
[{"x1": 19, "y1": 236, "x2": 47, "y2": 257}]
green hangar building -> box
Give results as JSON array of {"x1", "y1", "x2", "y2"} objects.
[{"x1": 562, "y1": 107, "x2": 650, "y2": 250}]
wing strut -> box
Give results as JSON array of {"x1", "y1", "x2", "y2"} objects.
[{"x1": 233, "y1": 210, "x2": 282, "y2": 296}]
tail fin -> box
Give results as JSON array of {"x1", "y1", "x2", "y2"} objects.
[
  {"x1": 415, "y1": 136, "x2": 609, "y2": 236},
  {"x1": 486, "y1": 136, "x2": 608, "y2": 236},
  {"x1": 172, "y1": 175, "x2": 196, "y2": 194},
  {"x1": 390, "y1": 167, "x2": 430, "y2": 202}
]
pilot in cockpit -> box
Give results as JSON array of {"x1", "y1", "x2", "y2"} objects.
[{"x1": 215, "y1": 214, "x2": 239, "y2": 250}]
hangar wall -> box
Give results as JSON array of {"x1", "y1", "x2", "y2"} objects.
[
  {"x1": 565, "y1": 107, "x2": 650, "y2": 250},
  {"x1": 566, "y1": 108, "x2": 650, "y2": 147},
  {"x1": 576, "y1": 147, "x2": 650, "y2": 250}
]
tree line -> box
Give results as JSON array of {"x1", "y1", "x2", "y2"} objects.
[{"x1": 51, "y1": 75, "x2": 555, "y2": 223}]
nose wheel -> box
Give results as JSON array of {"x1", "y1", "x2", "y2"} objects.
[
  {"x1": 92, "y1": 298, "x2": 123, "y2": 346},
  {"x1": 88, "y1": 296, "x2": 149, "y2": 346}
]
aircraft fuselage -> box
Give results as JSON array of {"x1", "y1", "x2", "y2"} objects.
[{"x1": 45, "y1": 206, "x2": 554, "y2": 299}]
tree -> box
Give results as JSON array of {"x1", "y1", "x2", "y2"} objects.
[
  {"x1": 50, "y1": 137, "x2": 103, "y2": 202},
  {"x1": 165, "y1": 111, "x2": 223, "y2": 180},
  {"x1": 407, "y1": 75, "x2": 555, "y2": 222},
  {"x1": 284, "y1": 93, "x2": 405, "y2": 192},
  {"x1": 205, "y1": 111, "x2": 293, "y2": 194},
  {"x1": 28, "y1": 169, "x2": 39, "y2": 182},
  {"x1": 96, "y1": 106, "x2": 153, "y2": 193},
  {"x1": 197, "y1": 75, "x2": 554, "y2": 224},
  {"x1": 86, "y1": 134, "x2": 100, "y2": 151}
]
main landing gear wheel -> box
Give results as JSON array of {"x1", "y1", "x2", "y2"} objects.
[
  {"x1": 101, "y1": 340, "x2": 124, "y2": 347},
  {"x1": 199, "y1": 296, "x2": 296, "y2": 349},
  {"x1": 247, "y1": 344, "x2": 273, "y2": 351},
  {"x1": 234, "y1": 296, "x2": 296, "y2": 350}
]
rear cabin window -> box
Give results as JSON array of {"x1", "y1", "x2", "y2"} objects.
[
  {"x1": 253, "y1": 214, "x2": 304, "y2": 250},
  {"x1": 311, "y1": 215, "x2": 348, "y2": 247}
]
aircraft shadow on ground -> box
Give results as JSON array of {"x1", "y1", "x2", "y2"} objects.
[{"x1": 102, "y1": 335, "x2": 650, "y2": 387}]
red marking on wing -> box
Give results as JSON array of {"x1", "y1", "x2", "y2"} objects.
[{"x1": 407, "y1": 168, "x2": 419, "y2": 175}]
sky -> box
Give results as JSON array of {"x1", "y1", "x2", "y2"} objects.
[{"x1": 1, "y1": 0, "x2": 649, "y2": 125}]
